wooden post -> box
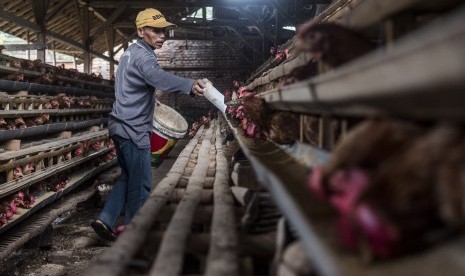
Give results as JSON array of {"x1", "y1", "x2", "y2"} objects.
[
  {"x1": 26, "y1": 31, "x2": 31, "y2": 60},
  {"x1": 83, "y1": 51, "x2": 91, "y2": 74},
  {"x1": 0, "y1": 140, "x2": 21, "y2": 151},
  {"x1": 31, "y1": 0, "x2": 49, "y2": 63},
  {"x1": 37, "y1": 32, "x2": 46, "y2": 62},
  {"x1": 318, "y1": 115, "x2": 331, "y2": 150},
  {"x1": 105, "y1": 28, "x2": 116, "y2": 78},
  {"x1": 52, "y1": 42, "x2": 56, "y2": 66},
  {"x1": 275, "y1": 7, "x2": 280, "y2": 47}
]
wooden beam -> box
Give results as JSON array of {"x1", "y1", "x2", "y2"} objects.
[
  {"x1": 114, "y1": 32, "x2": 136, "y2": 54},
  {"x1": 31, "y1": 0, "x2": 49, "y2": 26},
  {"x1": 227, "y1": 27, "x2": 262, "y2": 57},
  {"x1": 114, "y1": 19, "x2": 255, "y2": 29},
  {"x1": 0, "y1": 9, "x2": 40, "y2": 34},
  {"x1": 0, "y1": 8, "x2": 116, "y2": 63},
  {"x1": 46, "y1": 0, "x2": 71, "y2": 22},
  {"x1": 26, "y1": 31, "x2": 31, "y2": 59},
  {"x1": 105, "y1": 28, "x2": 115, "y2": 77},
  {"x1": 89, "y1": 5, "x2": 126, "y2": 45},
  {"x1": 1, "y1": 44, "x2": 50, "y2": 51},
  {"x1": 88, "y1": 0, "x2": 273, "y2": 9},
  {"x1": 46, "y1": 30, "x2": 116, "y2": 63},
  {"x1": 162, "y1": 66, "x2": 250, "y2": 71},
  {"x1": 233, "y1": 7, "x2": 276, "y2": 44},
  {"x1": 30, "y1": 0, "x2": 50, "y2": 62},
  {"x1": 89, "y1": 0, "x2": 334, "y2": 9},
  {"x1": 270, "y1": 0, "x2": 296, "y2": 26},
  {"x1": 78, "y1": 0, "x2": 129, "y2": 41},
  {"x1": 169, "y1": 36, "x2": 261, "y2": 41}
]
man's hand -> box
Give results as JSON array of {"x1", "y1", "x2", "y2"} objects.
[{"x1": 191, "y1": 79, "x2": 205, "y2": 97}]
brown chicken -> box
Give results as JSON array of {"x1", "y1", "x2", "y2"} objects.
[
  {"x1": 13, "y1": 191, "x2": 35, "y2": 209},
  {"x1": 32, "y1": 73, "x2": 54, "y2": 85},
  {"x1": 42, "y1": 102, "x2": 53, "y2": 109},
  {"x1": 0, "y1": 117, "x2": 7, "y2": 129},
  {"x1": 76, "y1": 96, "x2": 92, "y2": 108},
  {"x1": 23, "y1": 163, "x2": 35, "y2": 175},
  {"x1": 51, "y1": 95, "x2": 71, "y2": 109},
  {"x1": 433, "y1": 132, "x2": 465, "y2": 227},
  {"x1": 20, "y1": 60, "x2": 33, "y2": 70},
  {"x1": 34, "y1": 114, "x2": 50, "y2": 125},
  {"x1": 314, "y1": 119, "x2": 425, "y2": 195},
  {"x1": 296, "y1": 21, "x2": 375, "y2": 68},
  {"x1": 25, "y1": 118, "x2": 37, "y2": 127},
  {"x1": 350, "y1": 124, "x2": 464, "y2": 258},
  {"x1": 4, "y1": 117, "x2": 27, "y2": 130},
  {"x1": 13, "y1": 166, "x2": 23, "y2": 180},
  {"x1": 268, "y1": 112, "x2": 300, "y2": 144},
  {"x1": 14, "y1": 117, "x2": 26, "y2": 129},
  {"x1": 5, "y1": 119, "x2": 16, "y2": 130},
  {"x1": 4, "y1": 72, "x2": 25, "y2": 82},
  {"x1": 242, "y1": 95, "x2": 272, "y2": 133},
  {"x1": 309, "y1": 121, "x2": 464, "y2": 259},
  {"x1": 0, "y1": 200, "x2": 17, "y2": 221},
  {"x1": 8, "y1": 60, "x2": 21, "y2": 69},
  {"x1": 32, "y1": 59, "x2": 45, "y2": 72},
  {"x1": 242, "y1": 94, "x2": 305, "y2": 144}
]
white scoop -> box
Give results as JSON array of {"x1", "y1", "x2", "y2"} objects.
[{"x1": 202, "y1": 78, "x2": 227, "y2": 113}]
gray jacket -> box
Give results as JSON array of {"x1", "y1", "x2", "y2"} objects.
[{"x1": 108, "y1": 39, "x2": 195, "y2": 149}]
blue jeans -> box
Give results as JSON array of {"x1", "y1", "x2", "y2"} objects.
[{"x1": 98, "y1": 135, "x2": 152, "y2": 230}]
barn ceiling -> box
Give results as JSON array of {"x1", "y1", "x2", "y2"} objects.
[{"x1": 0, "y1": 0, "x2": 330, "y2": 64}]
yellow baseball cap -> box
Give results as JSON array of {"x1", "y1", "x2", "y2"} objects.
[{"x1": 135, "y1": 8, "x2": 176, "y2": 29}]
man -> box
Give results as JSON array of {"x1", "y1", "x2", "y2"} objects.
[{"x1": 91, "y1": 8, "x2": 205, "y2": 241}]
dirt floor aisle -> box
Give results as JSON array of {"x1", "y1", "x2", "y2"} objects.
[
  {"x1": 0, "y1": 194, "x2": 111, "y2": 276},
  {"x1": 0, "y1": 139, "x2": 191, "y2": 276}
]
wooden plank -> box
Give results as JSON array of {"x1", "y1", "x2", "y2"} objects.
[
  {"x1": 0, "y1": 139, "x2": 20, "y2": 151},
  {"x1": 205, "y1": 126, "x2": 239, "y2": 276},
  {"x1": 169, "y1": 188, "x2": 213, "y2": 204},
  {"x1": 146, "y1": 232, "x2": 275, "y2": 258},
  {"x1": 178, "y1": 176, "x2": 215, "y2": 188},
  {"x1": 150, "y1": 125, "x2": 215, "y2": 276},
  {"x1": 0, "y1": 143, "x2": 79, "y2": 172},
  {"x1": 0, "y1": 129, "x2": 108, "y2": 161}
]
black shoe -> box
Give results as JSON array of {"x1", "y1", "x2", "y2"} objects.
[{"x1": 91, "y1": 220, "x2": 116, "y2": 241}]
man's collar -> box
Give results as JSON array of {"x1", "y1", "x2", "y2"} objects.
[{"x1": 136, "y1": 38, "x2": 155, "y2": 52}]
